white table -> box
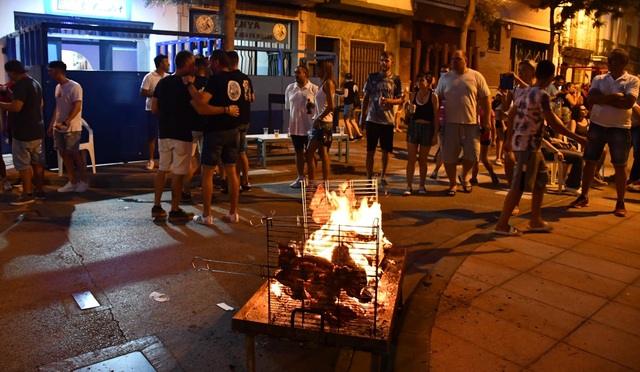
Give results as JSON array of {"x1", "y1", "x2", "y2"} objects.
[{"x1": 246, "y1": 133, "x2": 350, "y2": 168}]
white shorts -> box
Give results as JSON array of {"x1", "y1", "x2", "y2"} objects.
[{"x1": 158, "y1": 138, "x2": 192, "y2": 175}]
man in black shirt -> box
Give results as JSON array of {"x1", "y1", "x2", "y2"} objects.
[
  {"x1": 150, "y1": 50, "x2": 198, "y2": 222},
  {"x1": 228, "y1": 50, "x2": 255, "y2": 192},
  {"x1": 0, "y1": 60, "x2": 45, "y2": 205},
  {"x1": 185, "y1": 50, "x2": 243, "y2": 225}
]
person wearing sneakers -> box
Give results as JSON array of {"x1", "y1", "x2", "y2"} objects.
[
  {"x1": 47, "y1": 61, "x2": 88, "y2": 194},
  {"x1": 359, "y1": 51, "x2": 403, "y2": 187},
  {"x1": 569, "y1": 48, "x2": 639, "y2": 217},
  {"x1": 404, "y1": 72, "x2": 439, "y2": 196},
  {"x1": 228, "y1": 50, "x2": 255, "y2": 193},
  {"x1": 140, "y1": 54, "x2": 170, "y2": 171},
  {"x1": 0, "y1": 60, "x2": 46, "y2": 205},
  {"x1": 186, "y1": 50, "x2": 244, "y2": 225},
  {"x1": 150, "y1": 51, "x2": 199, "y2": 223},
  {"x1": 494, "y1": 60, "x2": 587, "y2": 236},
  {"x1": 284, "y1": 65, "x2": 318, "y2": 189}
]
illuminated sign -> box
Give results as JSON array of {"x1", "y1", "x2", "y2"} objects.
[{"x1": 44, "y1": 0, "x2": 131, "y2": 20}]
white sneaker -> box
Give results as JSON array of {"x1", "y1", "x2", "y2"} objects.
[
  {"x1": 193, "y1": 214, "x2": 214, "y2": 225},
  {"x1": 564, "y1": 187, "x2": 582, "y2": 196},
  {"x1": 222, "y1": 213, "x2": 240, "y2": 223},
  {"x1": 74, "y1": 181, "x2": 88, "y2": 193},
  {"x1": 145, "y1": 160, "x2": 155, "y2": 170},
  {"x1": 2, "y1": 179, "x2": 11, "y2": 191},
  {"x1": 290, "y1": 177, "x2": 303, "y2": 188},
  {"x1": 58, "y1": 181, "x2": 76, "y2": 193}
]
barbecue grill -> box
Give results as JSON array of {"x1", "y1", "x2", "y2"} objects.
[{"x1": 192, "y1": 179, "x2": 405, "y2": 371}]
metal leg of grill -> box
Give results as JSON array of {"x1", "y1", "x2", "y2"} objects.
[{"x1": 246, "y1": 335, "x2": 256, "y2": 372}]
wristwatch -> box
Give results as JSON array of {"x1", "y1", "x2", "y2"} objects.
[{"x1": 185, "y1": 81, "x2": 193, "y2": 87}]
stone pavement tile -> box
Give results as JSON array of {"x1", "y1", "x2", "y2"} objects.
[
  {"x1": 589, "y1": 232, "x2": 640, "y2": 255},
  {"x1": 604, "y1": 223, "x2": 640, "y2": 245},
  {"x1": 393, "y1": 330, "x2": 430, "y2": 370},
  {"x1": 434, "y1": 305, "x2": 557, "y2": 366},
  {"x1": 573, "y1": 241, "x2": 640, "y2": 269},
  {"x1": 529, "y1": 343, "x2": 634, "y2": 372},
  {"x1": 529, "y1": 261, "x2": 627, "y2": 299},
  {"x1": 592, "y1": 301, "x2": 640, "y2": 337},
  {"x1": 501, "y1": 273, "x2": 608, "y2": 318},
  {"x1": 455, "y1": 255, "x2": 521, "y2": 286},
  {"x1": 429, "y1": 327, "x2": 523, "y2": 372},
  {"x1": 437, "y1": 272, "x2": 494, "y2": 314},
  {"x1": 542, "y1": 221, "x2": 599, "y2": 241},
  {"x1": 491, "y1": 235, "x2": 565, "y2": 259},
  {"x1": 399, "y1": 294, "x2": 437, "y2": 335},
  {"x1": 565, "y1": 321, "x2": 640, "y2": 370},
  {"x1": 551, "y1": 250, "x2": 640, "y2": 284},
  {"x1": 521, "y1": 231, "x2": 582, "y2": 249},
  {"x1": 562, "y1": 209, "x2": 621, "y2": 232},
  {"x1": 470, "y1": 243, "x2": 544, "y2": 272},
  {"x1": 469, "y1": 286, "x2": 585, "y2": 340},
  {"x1": 614, "y1": 285, "x2": 640, "y2": 310}
]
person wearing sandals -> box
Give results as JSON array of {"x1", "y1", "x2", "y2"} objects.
[
  {"x1": 494, "y1": 60, "x2": 587, "y2": 236},
  {"x1": 435, "y1": 50, "x2": 491, "y2": 196},
  {"x1": 306, "y1": 59, "x2": 336, "y2": 183},
  {"x1": 403, "y1": 72, "x2": 438, "y2": 196}
]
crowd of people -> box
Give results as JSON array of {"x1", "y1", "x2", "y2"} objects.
[{"x1": 2, "y1": 46, "x2": 639, "y2": 230}]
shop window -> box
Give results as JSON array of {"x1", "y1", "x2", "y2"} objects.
[{"x1": 488, "y1": 23, "x2": 501, "y2": 52}]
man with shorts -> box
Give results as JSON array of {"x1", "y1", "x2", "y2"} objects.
[
  {"x1": 359, "y1": 51, "x2": 403, "y2": 187},
  {"x1": 186, "y1": 50, "x2": 244, "y2": 224},
  {"x1": 140, "y1": 54, "x2": 170, "y2": 170},
  {"x1": 494, "y1": 60, "x2": 586, "y2": 236},
  {"x1": 0, "y1": 60, "x2": 45, "y2": 205},
  {"x1": 151, "y1": 51, "x2": 197, "y2": 223},
  {"x1": 46, "y1": 61, "x2": 88, "y2": 193},
  {"x1": 569, "y1": 48, "x2": 639, "y2": 217},
  {"x1": 285, "y1": 66, "x2": 318, "y2": 188},
  {"x1": 435, "y1": 50, "x2": 491, "y2": 195},
  {"x1": 228, "y1": 50, "x2": 255, "y2": 192}
]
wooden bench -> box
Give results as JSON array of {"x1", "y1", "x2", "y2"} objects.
[{"x1": 246, "y1": 133, "x2": 350, "y2": 168}]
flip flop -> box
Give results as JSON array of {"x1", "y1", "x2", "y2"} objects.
[
  {"x1": 447, "y1": 188, "x2": 457, "y2": 196},
  {"x1": 526, "y1": 222, "x2": 553, "y2": 232},
  {"x1": 493, "y1": 226, "x2": 522, "y2": 236}
]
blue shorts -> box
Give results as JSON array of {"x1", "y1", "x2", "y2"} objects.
[
  {"x1": 310, "y1": 121, "x2": 333, "y2": 148},
  {"x1": 201, "y1": 128, "x2": 239, "y2": 166},
  {"x1": 583, "y1": 122, "x2": 631, "y2": 166},
  {"x1": 343, "y1": 103, "x2": 355, "y2": 120},
  {"x1": 53, "y1": 130, "x2": 82, "y2": 151}
]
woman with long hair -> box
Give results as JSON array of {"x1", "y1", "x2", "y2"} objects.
[
  {"x1": 306, "y1": 59, "x2": 336, "y2": 182},
  {"x1": 404, "y1": 72, "x2": 439, "y2": 195}
]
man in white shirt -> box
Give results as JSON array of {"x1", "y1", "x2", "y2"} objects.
[
  {"x1": 140, "y1": 54, "x2": 170, "y2": 170},
  {"x1": 46, "y1": 61, "x2": 87, "y2": 193},
  {"x1": 570, "y1": 48, "x2": 640, "y2": 217},
  {"x1": 284, "y1": 66, "x2": 318, "y2": 188}
]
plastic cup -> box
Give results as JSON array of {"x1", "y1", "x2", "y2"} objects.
[
  {"x1": 274, "y1": 129, "x2": 279, "y2": 138},
  {"x1": 263, "y1": 128, "x2": 268, "y2": 135},
  {"x1": 339, "y1": 126, "x2": 345, "y2": 135}
]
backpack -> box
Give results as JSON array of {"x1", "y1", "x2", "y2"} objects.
[{"x1": 351, "y1": 84, "x2": 361, "y2": 108}]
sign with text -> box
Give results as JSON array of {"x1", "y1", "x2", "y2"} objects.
[
  {"x1": 191, "y1": 11, "x2": 290, "y2": 45},
  {"x1": 44, "y1": 0, "x2": 131, "y2": 20}
]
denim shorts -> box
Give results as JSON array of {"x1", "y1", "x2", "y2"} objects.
[
  {"x1": 12, "y1": 139, "x2": 43, "y2": 171},
  {"x1": 583, "y1": 122, "x2": 631, "y2": 166},
  {"x1": 310, "y1": 121, "x2": 333, "y2": 148},
  {"x1": 53, "y1": 130, "x2": 82, "y2": 151},
  {"x1": 343, "y1": 103, "x2": 355, "y2": 120}
]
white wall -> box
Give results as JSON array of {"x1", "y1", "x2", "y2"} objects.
[{"x1": 1, "y1": 0, "x2": 179, "y2": 84}]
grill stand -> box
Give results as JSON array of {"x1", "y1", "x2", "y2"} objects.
[{"x1": 232, "y1": 247, "x2": 406, "y2": 372}]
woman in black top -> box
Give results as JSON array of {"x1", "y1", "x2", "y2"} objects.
[{"x1": 404, "y1": 72, "x2": 439, "y2": 195}]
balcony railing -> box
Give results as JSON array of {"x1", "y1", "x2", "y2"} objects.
[{"x1": 596, "y1": 39, "x2": 615, "y2": 56}]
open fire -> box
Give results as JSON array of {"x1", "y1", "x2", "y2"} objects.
[{"x1": 268, "y1": 180, "x2": 396, "y2": 331}]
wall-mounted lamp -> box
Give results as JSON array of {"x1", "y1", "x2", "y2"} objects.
[{"x1": 503, "y1": 22, "x2": 512, "y2": 38}]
